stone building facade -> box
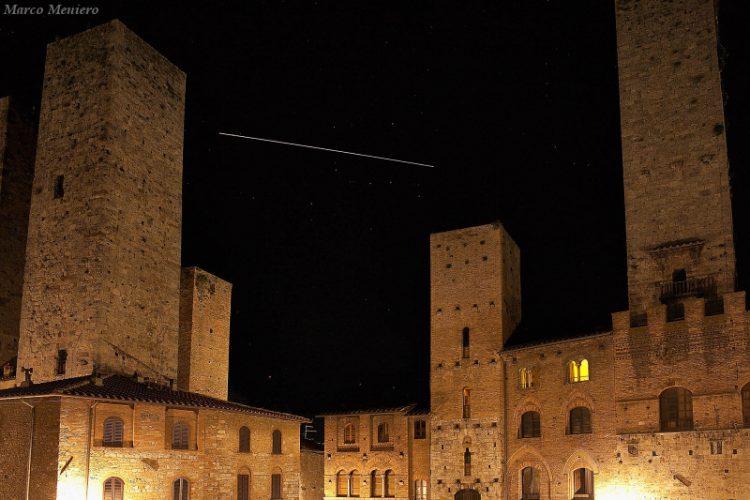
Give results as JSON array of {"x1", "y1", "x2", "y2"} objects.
[
  {"x1": 328, "y1": 1, "x2": 750, "y2": 499},
  {"x1": 321, "y1": 406, "x2": 430, "y2": 500},
  {"x1": 0, "y1": 20, "x2": 316, "y2": 500}
]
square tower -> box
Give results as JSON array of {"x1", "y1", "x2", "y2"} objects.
[
  {"x1": 16, "y1": 21, "x2": 186, "y2": 383},
  {"x1": 178, "y1": 267, "x2": 233, "y2": 400},
  {"x1": 616, "y1": 0, "x2": 735, "y2": 312},
  {"x1": 429, "y1": 222, "x2": 521, "y2": 499},
  {"x1": 0, "y1": 97, "x2": 35, "y2": 368}
]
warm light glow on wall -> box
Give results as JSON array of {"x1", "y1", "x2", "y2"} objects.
[{"x1": 596, "y1": 481, "x2": 654, "y2": 500}]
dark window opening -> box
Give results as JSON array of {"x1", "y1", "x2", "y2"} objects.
[
  {"x1": 462, "y1": 327, "x2": 470, "y2": 359},
  {"x1": 572, "y1": 468, "x2": 593, "y2": 497},
  {"x1": 705, "y1": 298, "x2": 724, "y2": 316},
  {"x1": 666, "y1": 302, "x2": 685, "y2": 322},
  {"x1": 742, "y1": 384, "x2": 750, "y2": 428},
  {"x1": 56, "y1": 349, "x2": 67, "y2": 375},
  {"x1": 520, "y1": 411, "x2": 541, "y2": 438},
  {"x1": 569, "y1": 407, "x2": 592, "y2": 435},
  {"x1": 239, "y1": 426, "x2": 251, "y2": 452},
  {"x1": 521, "y1": 467, "x2": 540, "y2": 500},
  {"x1": 463, "y1": 448, "x2": 471, "y2": 476},
  {"x1": 414, "y1": 419, "x2": 426, "y2": 439},
  {"x1": 672, "y1": 269, "x2": 687, "y2": 282},
  {"x1": 237, "y1": 474, "x2": 250, "y2": 500},
  {"x1": 660, "y1": 387, "x2": 694, "y2": 431},
  {"x1": 54, "y1": 175, "x2": 65, "y2": 199},
  {"x1": 272, "y1": 429, "x2": 282, "y2": 454},
  {"x1": 377, "y1": 423, "x2": 390, "y2": 443},
  {"x1": 272, "y1": 473, "x2": 282, "y2": 499}
]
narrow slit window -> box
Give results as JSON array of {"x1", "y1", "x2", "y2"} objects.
[
  {"x1": 54, "y1": 175, "x2": 65, "y2": 199},
  {"x1": 462, "y1": 327, "x2": 470, "y2": 359},
  {"x1": 56, "y1": 349, "x2": 67, "y2": 375}
]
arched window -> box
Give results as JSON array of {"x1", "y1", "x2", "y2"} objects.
[
  {"x1": 742, "y1": 383, "x2": 750, "y2": 427},
  {"x1": 377, "y1": 423, "x2": 389, "y2": 443},
  {"x1": 272, "y1": 429, "x2": 282, "y2": 454},
  {"x1": 237, "y1": 473, "x2": 250, "y2": 500},
  {"x1": 462, "y1": 387, "x2": 471, "y2": 419},
  {"x1": 568, "y1": 359, "x2": 589, "y2": 383},
  {"x1": 569, "y1": 407, "x2": 592, "y2": 434},
  {"x1": 520, "y1": 367, "x2": 534, "y2": 389},
  {"x1": 520, "y1": 411, "x2": 541, "y2": 438},
  {"x1": 172, "y1": 420, "x2": 189, "y2": 449},
  {"x1": 103, "y1": 416, "x2": 124, "y2": 447},
  {"x1": 103, "y1": 477, "x2": 124, "y2": 500},
  {"x1": 463, "y1": 448, "x2": 472, "y2": 476},
  {"x1": 173, "y1": 478, "x2": 189, "y2": 500},
  {"x1": 579, "y1": 359, "x2": 589, "y2": 381},
  {"x1": 571, "y1": 468, "x2": 593, "y2": 498},
  {"x1": 384, "y1": 470, "x2": 394, "y2": 497},
  {"x1": 349, "y1": 471, "x2": 361, "y2": 497},
  {"x1": 239, "y1": 426, "x2": 251, "y2": 452},
  {"x1": 336, "y1": 471, "x2": 348, "y2": 497},
  {"x1": 521, "y1": 467, "x2": 540, "y2": 500},
  {"x1": 660, "y1": 387, "x2": 693, "y2": 431},
  {"x1": 462, "y1": 327, "x2": 470, "y2": 358},
  {"x1": 454, "y1": 489, "x2": 480, "y2": 500},
  {"x1": 371, "y1": 470, "x2": 382, "y2": 497},
  {"x1": 271, "y1": 473, "x2": 282, "y2": 499},
  {"x1": 414, "y1": 480, "x2": 427, "y2": 500},
  {"x1": 344, "y1": 423, "x2": 356, "y2": 444}
]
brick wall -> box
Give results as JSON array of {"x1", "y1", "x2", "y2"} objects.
[
  {"x1": 301, "y1": 449, "x2": 325, "y2": 500},
  {"x1": 178, "y1": 267, "x2": 233, "y2": 400},
  {"x1": 17, "y1": 20, "x2": 186, "y2": 383}
]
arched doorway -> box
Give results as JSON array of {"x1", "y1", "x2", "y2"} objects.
[{"x1": 454, "y1": 488, "x2": 480, "y2": 500}]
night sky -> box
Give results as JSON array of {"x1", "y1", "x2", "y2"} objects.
[{"x1": 1, "y1": 1, "x2": 748, "y2": 418}]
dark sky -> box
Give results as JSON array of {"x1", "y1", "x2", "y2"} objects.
[{"x1": 1, "y1": 1, "x2": 748, "y2": 418}]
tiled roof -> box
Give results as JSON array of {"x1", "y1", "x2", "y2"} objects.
[
  {"x1": 316, "y1": 403, "x2": 417, "y2": 417},
  {"x1": 405, "y1": 406, "x2": 430, "y2": 416},
  {"x1": 0, "y1": 374, "x2": 308, "y2": 422},
  {"x1": 501, "y1": 330, "x2": 612, "y2": 352}
]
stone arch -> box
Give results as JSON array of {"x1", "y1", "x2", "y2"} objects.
[
  {"x1": 454, "y1": 488, "x2": 480, "y2": 500},
  {"x1": 506, "y1": 446, "x2": 552, "y2": 500},
  {"x1": 513, "y1": 397, "x2": 544, "y2": 436},
  {"x1": 563, "y1": 448, "x2": 599, "y2": 475}
]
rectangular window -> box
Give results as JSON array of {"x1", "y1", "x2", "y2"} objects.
[
  {"x1": 414, "y1": 419, "x2": 426, "y2": 439},
  {"x1": 56, "y1": 349, "x2": 67, "y2": 375},
  {"x1": 54, "y1": 175, "x2": 64, "y2": 199},
  {"x1": 711, "y1": 440, "x2": 723, "y2": 455},
  {"x1": 237, "y1": 474, "x2": 250, "y2": 500},
  {"x1": 272, "y1": 474, "x2": 282, "y2": 499}
]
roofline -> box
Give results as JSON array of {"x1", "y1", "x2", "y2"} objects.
[
  {"x1": 316, "y1": 403, "x2": 417, "y2": 418},
  {"x1": 500, "y1": 330, "x2": 613, "y2": 353},
  {"x1": 0, "y1": 391, "x2": 310, "y2": 422}
]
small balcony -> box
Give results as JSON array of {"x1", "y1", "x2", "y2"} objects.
[{"x1": 659, "y1": 275, "x2": 715, "y2": 301}]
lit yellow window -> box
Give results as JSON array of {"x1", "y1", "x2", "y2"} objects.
[
  {"x1": 520, "y1": 368, "x2": 534, "y2": 389},
  {"x1": 568, "y1": 361, "x2": 579, "y2": 383},
  {"x1": 579, "y1": 359, "x2": 589, "y2": 382}
]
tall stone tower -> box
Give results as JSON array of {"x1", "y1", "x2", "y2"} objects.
[
  {"x1": 617, "y1": 0, "x2": 734, "y2": 314},
  {"x1": 16, "y1": 21, "x2": 186, "y2": 383},
  {"x1": 429, "y1": 223, "x2": 521, "y2": 500},
  {"x1": 0, "y1": 98, "x2": 36, "y2": 368},
  {"x1": 178, "y1": 267, "x2": 233, "y2": 400}
]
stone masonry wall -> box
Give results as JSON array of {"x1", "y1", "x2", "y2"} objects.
[
  {"x1": 17, "y1": 20, "x2": 186, "y2": 383},
  {"x1": 0, "y1": 398, "x2": 61, "y2": 500},
  {"x1": 616, "y1": 0, "x2": 735, "y2": 311},
  {"x1": 301, "y1": 448, "x2": 325, "y2": 500},
  {"x1": 178, "y1": 266, "x2": 233, "y2": 400},
  {"x1": 0, "y1": 97, "x2": 35, "y2": 367},
  {"x1": 429, "y1": 223, "x2": 520, "y2": 500},
  {"x1": 49, "y1": 396, "x2": 302, "y2": 500}
]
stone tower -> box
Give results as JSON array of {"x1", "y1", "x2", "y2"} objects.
[
  {"x1": 0, "y1": 97, "x2": 36, "y2": 368},
  {"x1": 16, "y1": 21, "x2": 186, "y2": 383},
  {"x1": 617, "y1": 0, "x2": 734, "y2": 314},
  {"x1": 178, "y1": 267, "x2": 233, "y2": 400},
  {"x1": 429, "y1": 223, "x2": 521, "y2": 500}
]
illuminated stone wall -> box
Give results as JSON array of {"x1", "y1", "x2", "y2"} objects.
[
  {"x1": 323, "y1": 411, "x2": 430, "y2": 500},
  {"x1": 0, "y1": 97, "x2": 35, "y2": 368},
  {"x1": 429, "y1": 223, "x2": 520, "y2": 500},
  {"x1": 616, "y1": 0, "x2": 735, "y2": 312},
  {"x1": 178, "y1": 267, "x2": 233, "y2": 400},
  {"x1": 301, "y1": 448, "x2": 325, "y2": 500},
  {"x1": 16, "y1": 20, "x2": 185, "y2": 383},
  {"x1": 0, "y1": 395, "x2": 303, "y2": 500}
]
